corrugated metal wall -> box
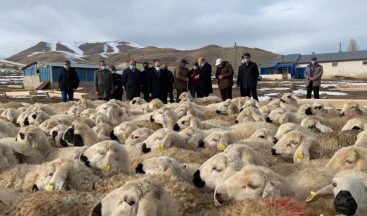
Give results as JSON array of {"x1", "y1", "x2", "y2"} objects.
[{"x1": 52, "y1": 66, "x2": 97, "y2": 82}]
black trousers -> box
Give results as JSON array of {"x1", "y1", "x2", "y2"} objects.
[
  {"x1": 220, "y1": 87, "x2": 232, "y2": 101},
  {"x1": 243, "y1": 87, "x2": 258, "y2": 101},
  {"x1": 307, "y1": 84, "x2": 320, "y2": 99},
  {"x1": 176, "y1": 88, "x2": 187, "y2": 102},
  {"x1": 168, "y1": 89, "x2": 174, "y2": 103}
]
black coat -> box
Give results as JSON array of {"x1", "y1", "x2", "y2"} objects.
[
  {"x1": 112, "y1": 73, "x2": 123, "y2": 96},
  {"x1": 58, "y1": 67, "x2": 80, "y2": 90},
  {"x1": 198, "y1": 63, "x2": 213, "y2": 95},
  {"x1": 148, "y1": 68, "x2": 169, "y2": 102},
  {"x1": 237, "y1": 61, "x2": 259, "y2": 88},
  {"x1": 122, "y1": 68, "x2": 141, "y2": 100},
  {"x1": 165, "y1": 69, "x2": 174, "y2": 91}
]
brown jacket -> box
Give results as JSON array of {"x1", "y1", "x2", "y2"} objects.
[
  {"x1": 215, "y1": 61, "x2": 234, "y2": 89},
  {"x1": 305, "y1": 64, "x2": 323, "y2": 87},
  {"x1": 174, "y1": 65, "x2": 189, "y2": 89}
]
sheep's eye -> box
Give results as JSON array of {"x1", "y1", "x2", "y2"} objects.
[
  {"x1": 332, "y1": 182, "x2": 337, "y2": 187},
  {"x1": 288, "y1": 96, "x2": 291, "y2": 98},
  {"x1": 259, "y1": 135, "x2": 265, "y2": 139},
  {"x1": 345, "y1": 160, "x2": 354, "y2": 165},
  {"x1": 287, "y1": 143, "x2": 292, "y2": 147},
  {"x1": 182, "y1": 121, "x2": 185, "y2": 124},
  {"x1": 247, "y1": 184, "x2": 257, "y2": 189},
  {"x1": 212, "y1": 167, "x2": 222, "y2": 172},
  {"x1": 124, "y1": 197, "x2": 136, "y2": 206},
  {"x1": 134, "y1": 136, "x2": 139, "y2": 139}
]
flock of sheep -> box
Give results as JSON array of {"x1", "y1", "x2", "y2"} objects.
[{"x1": 0, "y1": 92, "x2": 367, "y2": 215}]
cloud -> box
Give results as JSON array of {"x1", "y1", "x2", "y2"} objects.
[{"x1": 0, "y1": 0, "x2": 366, "y2": 57}]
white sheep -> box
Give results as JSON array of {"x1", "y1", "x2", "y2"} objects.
[{"x1": 342, "y1": 117, "x2": 367, "y2": 131}]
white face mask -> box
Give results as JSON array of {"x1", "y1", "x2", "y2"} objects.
[
  {"x1": 155, "y1": 66, "x2": 160, "y2": 71},
  {"x1": 64, "y1": 65, "x2": 69, "y2": 69},
  {"x1": 241, "y1": 59, "x2": 245, "y2": 64},
  {"x1": 100, "y1": 66, "x2": 106, "y2": 70},
  {"x1": 244, "y1": 59, "x2": 250, "y2": 63},
  {"x1": 129, "y1": 65, "x2": 135, "y2": 70},
  {"x1": 311, "y1": 60, "x2": 316, "y2": 65}
]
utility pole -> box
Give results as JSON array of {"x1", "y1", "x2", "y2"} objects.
[{"x1": 234, "y1": 42, "x2": 237, "y2": 76}]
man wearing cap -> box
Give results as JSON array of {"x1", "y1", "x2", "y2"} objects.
[
  {"x1": 215, "y1": 58, "x2": 234, "y2": 101},
  {"x1": 174, "y1": 59, "x2": 190, "y2": 102},
  {"x1": 237, "y1": 53, "x2": 259, "y2": 101},
  {"x1": 305, "y1": 57, "x2": 323, "y2": 99}
]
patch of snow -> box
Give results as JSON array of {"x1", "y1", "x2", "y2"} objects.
[
  {"x1": 99, "y1": 45, "x2": 109, "y2": 58},
  {"x1": 258, "y1": 96, "x2": 272, "y2": 101},
  {"x1": 47, "y1": 42, "x2": 57, "y2": 51},
  {"x1": 27, "y1": 52, "x2": 44, "y2": 57},
  {"x1": 61, "y1": 42, "x2": 84, "y2": 56},
  {"x1": 293, "y1": 89, "x2": 348, "y2": 96},
  {"x1": 106, "y1": 41, "x2": 120, "y2": 54},
  {"x1": 0, "y1": 59, "x2": 25, "y2": 66},
  {"x1": 264, "y1": 93, "x2": 280, "y2": 97},
  {"x1": 259, "y1": 87, "x2": 289, "y2": 91}
]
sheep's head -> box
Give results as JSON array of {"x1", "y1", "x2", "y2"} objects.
[
  {"x1": 300, "y1": 116, "x2": 333, "y2": 133},
  {"x1": 193, "y1": 153, "x2": 245, "y2": 189},
  {"x1": 250, "y1": 128, "x2": 274, "y2": 142},
  {"x1": 173, "y1": 114, "x2": 201, "y2": 131},
  {"x1": 174, "y1": 102, "x2": 197, "y2": 119},
  {"x1": 340, "y1": 101, "x2": 366, "y2": 117},
  {"x1": 135, "y1": 156, "x2": 183, "y2": 178},
  {"x1": 239, "y1": 99, "x2": 259, "y2": 112},
  {"x1": 272, "y1": 130, "x2": 314, "y2": 163},
  {"x1": 203, "y1": 132, "x2": 231, "y2": 150},
  {"x1": 50, "y1": 125, "x2": 69, "y2": 147},
  {"x1": 80, "y1": 140, "x2": 129, "y2": 176},
  {"x1": 65, "y1": 105, "x2": 84, "y2": 117},
  {"x1": 98, "y1": 103, "x2": 128, "y2": 125},
  {"x1": 342, "y1": 118, "x2": 367, "y2": 131},
  {"x1": 93, "y1": 178, "x2": 171, "y2": 216},
  {"x1": 39, "y1": 119, "x2": 59, "y2": 134},
  {"x1": 273, "y1": 123, "x2": 300, "y2": 144},
  {"x1": 130, "y1": 97, "x2": 146, "y2": 105},
  {"x1": 141, "y1": 129, "x2": 179, "y2": 153},
  {"x1": 214, "y1": 165, "x2": 286, "y2": 205},
  {"x1": 0, "y1": 144, "x2": 25, "y2": 172},
  {"x1": 113, "y1": 122, "x2": 139, "y2": 143},
  {"x1": 178, "y1": 92, "x2": 193, "y2": 102},
  {"x1": 266, "y1": 107, "x2": 289, "y2": 124},
  {"x1": 17, "y1": 125, "x2": 50, "y2": 154},
  {"x1": 16, "y1": 111, "x2": 31, "y2": 127},
  {"x1": 125, "y1": 128, "x2": 153, "y2": 146},
  {"x1": 306, "y1": 170, "x2": 367, "y2": 216},
  {"x1": 236, "y1": 107, "x2": 264, "y2": 124},
  {"x1": 179, "y1": 127, "x2": 205, "y2": 149},
  {"x1": 71, "y1": 123, "x2": 93, "y2": 146},
  {"x1": 150, "y1": 107, "x2": 177, "y2": 128},
  {"x1": 326, "y1": 146, "x2": 367, "y2": 173},
  {"x1": 355, "y1": 131, "x2": 367, "y2": 148},
  {"x1": 79, "y1": 108, "x2": 96, "y2": 117},
  {"x1": 280, "y1": 93, "x2": 298, "y2": 104},
  {"x1": 216, "y1": 99, "x2": 239, "y2": 115}
]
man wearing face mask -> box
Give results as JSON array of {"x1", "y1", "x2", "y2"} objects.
[
  {"x1": 215, "y1": 58, "x2": 234, "y2": 101},
  {"x1": 189, "y1": 62, "x2": 200, "y2": 98},
  {"x1": 94, "y1": 60, "x2": 113, "y2": 101},
  {"x1": 173, "y1": 59, "x2": 190, "y2": 102},
  {"x1": 141, "y1": 62, "x2": 151, "y2": 102},
  {"x1": 58, "y1": 60, "x2": 79, "y2": 102},
  {"x1": 122, "y1": 60, "x2": 141, "y2": 100},
  {"x1": 110, "y1": 65, "x2": 123, "y2": 100},
  {"x1": 305, "y1": 57, "x2": 323, "y2": 99},
  {"x1": 148, "y1": 59, "x2": 169, "y2": 103},
  {"x1": 237, "y1": 53, "x2": 259, "y2": 100}
]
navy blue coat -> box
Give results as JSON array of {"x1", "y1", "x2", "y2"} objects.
[
  {"x1": 198, "y1": 63, "x2": 213, "y2": 96},
  {"x1": 237, "y1": 61, "x2": 259, "y2": 88}
]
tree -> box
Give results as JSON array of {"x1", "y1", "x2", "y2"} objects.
[{"x1": 347, "y1": 38, "x2": 359, "y2": 52}]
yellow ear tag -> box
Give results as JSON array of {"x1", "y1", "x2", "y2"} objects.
[
  {"x1": 159, "y1": 144, "x2": 165, "y2": 152},
  {"x1": 122, "y1": 134, "x2": 127, "y2": 141},
  {"x1": 47, "y1": 183, "x2": 54, "y2": 191},
  {"x1": 296, "y1": 152, "x2": 304, "y2": 160},
  {"x1": 218, "y1": 143, "x2": 226, "y2": 151},
  {"x1": 306, "y1": 191, "x2": 317, "y2": 202},
  {"x1": 188, "y1": 143, "x2": 195, "y2": 149},
  {"x1": 103, "y1": 164, "x2": 110, "y2": 172},
  {"x1": 278, "y1": 118, "x2": 284, "y2": 124}
]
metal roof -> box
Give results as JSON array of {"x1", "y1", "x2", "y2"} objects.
[
  {"x1": 22, "y1": 61, "x2": 99, "y2": 70},
  {"x1": 260, "y1": 50, "x2": 367, "y2": 68}
]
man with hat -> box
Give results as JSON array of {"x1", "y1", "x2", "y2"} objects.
[
  {"x1": 305, "y1": 56, "x2": 323, "y2": 99},
  {"x1": 173, "y1": 59, "x2": 190, "y2": 102},
  {"x1": 215, "y1": 58, "x2": 234, "y2": 101}
]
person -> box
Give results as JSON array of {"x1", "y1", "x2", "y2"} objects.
[
  {"x1": 237, "y1": 53, "x2": 259, "y2": 101},
  {"x1": 141, "y1": 62, "x2": 151, "y2": 102},
  {"x1": 173, "y1": 59, "x2": 189, "y2": 101},
  {"x1": 215, "y1": 58, "x2": 234, "y2": 101},
  {"x1": 94, "y1": 60, "x2": 113, "y2": 100},
  {"x1": 197, "y1": 57, "x2": 213, "y2": 97},
  {"x1": 122, "y1": 60, "x2": 141, "y2": 100},
  {"x1": 148, "y1": 59, "x2": 169, "y2": 103},
  {"x1": 305, "y1": 57, "x2": 323, "y2": 99},
  {"x1": 189, "y1": 62, "x2": 200, "y2": 98},
  {"x1": 110, "y1": 65, "x2": 123, "y2": 100},
  {"x1": 58, "y1": 60, "x2": 79, "y2": 102},
  {"x1": 162, "y1": 64, "x2": 174, "y2": 103}
]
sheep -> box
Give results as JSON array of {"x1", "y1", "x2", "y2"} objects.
[
  {"x1": 93, "y1": 122, "x2": 117, "y2": 141},
  {"x1": 174, "y1": 101, "x2": 204, "y2": 119},
  {"x1": 229, "y1": 121, "x2": 278, "y2": 141},
  {"x1": 79, "y1": 108, "x2": 97, "y2": 117},
  {"x1": 130, "y1": 97, "x2": 147, "y2": 105},
  {"x1": 71, "y1": 116, "x2": 96, "y2": 128},
  {"x1": 340, "y1": 101, "x2": 367, "y2": 117},
  {"x1": 16, "y1": 110, "x2": 31, "y2": 127},
  {"x1": 259, "y1": 98, "x2": 282, "y2": 115},
  {"x1": 113, "y1": 121, "x2": 139, "y2": 144},
  {"x1": 50, "y1": 125, "x2": 69, "y2": 147},
  {"x1": 273, "y1": 122, "x2": 315, "y2": 144},
  {"x1": 355, "y1": 130, "x2": 367, "y2": 148},
  {"x1": 238, "y1": 97, "x2": 259, "y2": 111},
  {"x1": 272, "y1": 130, "x2": 356, "y2": 164},
  {"x1": 279, "y1": 93, "x2": 299, "y2": 112},
  {"x1": 1, "y1": 108, "x2": 19, "y2": 123},
  {"x1": 97, "y1": 102, "x2": 129, "y2": 125},
  {"x1": 65, "y1": 123, "x2": 101, "y2": 146},
  {"x1": 79, "y1": 140, "x2": 129, "y2": 177},
  {"x1": 249, "y1": 128, "x2": 275, "y2": 142},
  {"x1": 89, "y1": 112, "x2": 114, "y2": 126},
  {"x1": 0, "y1": 158, "x2": 97, "y2": 192},
  {"x1": 302, "y1": 102, "x2": 339, "y2": 118},
  {"x1": 235, "y1": 106, "x2": 265, "y2": 124},
  {"x1": 49, "y1": 114, "x2": 75, "y2": 125},
  {"x1": 266, "y1": 107, "x2": 305, "y2": 125},
  {"x1": 306, "y1": 170, "x2": 367, "y2": 216},
  {"x1": 173, "y1": 114, "x2": 225, "y2": 131},
  {"x1": 26, "y1": 103, "x2": 56, "y2": 116},
  {"x1": 77, "y1": 98, "x2": 97, "y2": 109},
  {"x1": 65, "y1": 105, "x2": 85, "y2": 117},
  {"x1": 92, "y1": 177, "x2": 180, "y2": 216},
  {"x1": 0, "y1": 120, "x2": 19, "y2": 138},
  {"x1": 300, "y1": 116, "x2": 333, "y2": 133},
  {"x1": 342, "y1": 117, "x2": 367, "y2": 131},
  {"x1": 325, "y1": 146, "x2": 367, "y2": 173},
  {"x1": 124, "y1": 127, "x2": 154, "y2": 158},
  {"x1": 150, "y1": 107, "x2": 178, "y2": 129},
  {"x1": 0, "y1": 142, "x2": 26, "y2": 172},
  {"x1": 38, "y1": 119, "x2": 60, "y2": 134}
]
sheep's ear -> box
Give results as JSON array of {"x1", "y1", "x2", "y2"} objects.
[
  {"x1": 293, "y1": 144, "x2": 310, "y2": 164},
  {"x1": 251, "y1": 110, "x2": 264, "y2": 122},
  {"x1": 305, "y1": 184, "x2": 333, "y2": 203},
  {"x1": 189, "y1": 117, "x2": 198, "y2": 128},
  {"x1": 262, "y1": 181, "x2": 282, "y2": 198},
  {"x1": 315, "y1": 122, "x2": 333, "y2": 133},
  {"x1": 14, "y1": 151, "x2": 29, "y2": 163},
  {"x1": 91, "y1": 202, "x2": 102, "y2": 216}
]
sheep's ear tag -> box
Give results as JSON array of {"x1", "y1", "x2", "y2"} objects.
[
  {"x1": 305, "y1": 191, "x2": 317, "y2": 202},
  {"x1": 47, "y1": 183, "x2": 54, "y2": 191},
  {"x1": 218, "y1": 143, "x2": 226, "y2": 151},
  {"x1": 103, "y1": 164, "x2": 110, "y2": 172},
  {"x1": 159, "y1": 144, "x2": 165, "y2": 152},
  {"x1": 122, "y1": 134, "x2": 127, "y2": 141},
  {"x1": 188, "y1": 143, "x2": 195, "y2": 150},
  {"x1": 278, "y1": 118, "x2": 284, "y2": 124},
  {"x1": 296, "y1": 152, "x2": 304, "y2": 160}
]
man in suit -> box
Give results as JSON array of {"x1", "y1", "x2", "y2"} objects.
[
  {"x1": 122, "y1": 60, "x2": 141, "y2": 100},
  {"x1": 148, "y1": 59, "x2": 169, "y2": 104},
  {"x1": 141, "y1": 62, "x2": 151, "y2": 102},
  {"x1": 94, "y1": 60, "x2": 113, "y2": 101},
  {"x1": 197, "y1": 57, "x2": 213, "y2": 97},
  {"x1": 215, "y1": 58, "x2": 234, "y2": 101},
  {"x1": 237, "y1": 53, "x2": 259, "y2": 101},
  {"x1": 173, "y1": 59, "x2": 190, "y2": 102},
  {"x1": 305, "y1": 57, "x2": 323, "y2": 99},
  {"x1": 58, "y1": 60, "x2": 79, "y2": 102},
  {"x1": 110, "y1": 65, "x2": 123, "y2": 100}
]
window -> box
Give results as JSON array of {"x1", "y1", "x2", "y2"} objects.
[
  {"x1": 363, "y1": 60, "x2": 367, "y2": 65},
  {"x1": 332, "y1": 62, "x2": 338, "y2": 67}
]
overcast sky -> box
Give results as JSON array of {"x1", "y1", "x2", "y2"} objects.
[{"x1": 1, "y1": 0, "x2": 366, "y2": 57}]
